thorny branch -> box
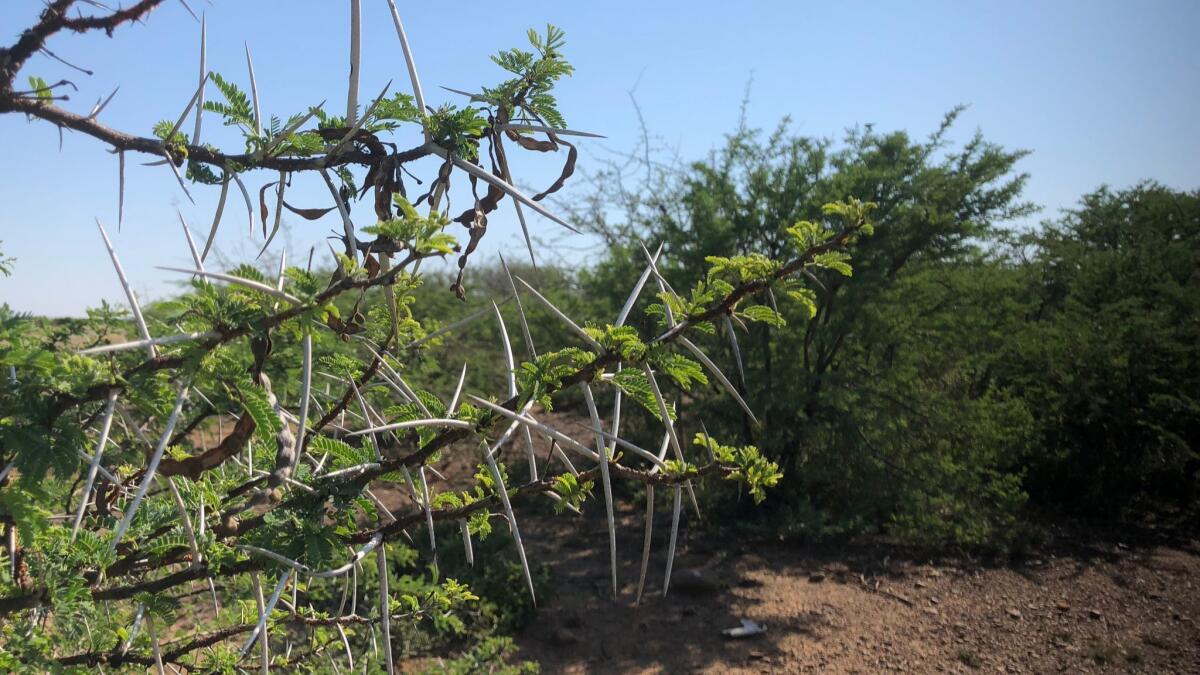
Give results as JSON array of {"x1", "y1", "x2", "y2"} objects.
[{"x1": 0, "y1": 4, "x2": 870, "y2": 670}]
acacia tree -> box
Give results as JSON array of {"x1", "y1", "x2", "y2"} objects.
[
  {"x1": 574, "y1": 113, "x2": 1037, "y2": 547},
  {"x1": 0, "y1": 2, "x2": 871, "y2": 671}
]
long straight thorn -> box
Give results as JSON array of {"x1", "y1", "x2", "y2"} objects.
[
  {"x1": 346, "y1": 0, "x2": 361, "y2": 124},
  {"x1": 70, "y1": 391, "x2": 118, "y2": 542},
  {"x1": 481, "y1": 441, "x2": 536, "y2": 605},
  {"x1": 383, "y1": 0, "x2": 429, "y2": 141},
  {"x1": 617, "y1": 242, "x2": 663, "y2": 326},
  {"x1": 582, "y1": 383, "x2": 617, "y2": 597},
  {"x1": 177, "y1": 0, "x2": 198, "y2": 22},
  {"x1": 498, "y1": 253, "x2": 536, "y2": 359},
  {"x1": 88, "y1": 86, "x2": 119, "y2": 120},
  {"x1": 635, "y1": 484, "x2": 654, "y2": 605},
  {"x1": 200, "y1": 170, "x2": 230, "y2": 262},
  {"x1": 448, "y1": 363, "x2": 468, "y2": 414},
  {"x1": 427, "y1": 145, "x2": 579, "y2": 233},
  {"x1": 109, "y1": 385, "x2": 189, "y2": 550},
  {"x1": 96, "y1": 219, "x2": 155, "y2": 358},
  {"x1": 193, "y1": 12, "x2": 206, "y2": 143},
  {"x1": 244, "y1": 42, "x2": 261, "y2": 136},
  {"x1": 117, "y1": 151, "x2": 125, "y2": 228},
  {"x1": 663, "y1": 486, "x2": 682, "y2": 596},
  {"x1": 513, "y1": 276, "x2": 600, "y2": 350},
  {"x1": 178, "y1": 211, "x2": 205, "y2": 272}
]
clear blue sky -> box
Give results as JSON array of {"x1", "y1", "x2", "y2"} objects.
[{"x1": 1, "y1": 0, "x2": 1197, "y2": 317}]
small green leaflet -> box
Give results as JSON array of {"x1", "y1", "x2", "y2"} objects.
[
  {"x1": 740, "y1": 304, "x2": 787, "y2": 327},
  {"x1": 239, "y1": 383, "x2": 281, "y2": 443},
  {"x1": 612, "y1": 368, "x2": 674, "y2": 421},
  {"x1": 309, "y1": 436, "x2": 372, "y2": 469}
]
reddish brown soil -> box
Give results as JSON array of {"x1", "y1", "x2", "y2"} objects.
[
  {"x1": 373, "y1": 411, "x2": 1198, "y2": 673},
  {"x1": 504, "y1": 503, "x2": 1200, "y2": 674}
]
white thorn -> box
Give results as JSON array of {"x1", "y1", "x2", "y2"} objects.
[
  {"x1": 344, "y1": 418, "x2": 471, "y2": 437},
  {"x1": 635, "y1": 484, "x2": 654, "y2": 605},
  {"x1": 448, "y1": 363, "x2": 468, "y2": 414},
  {"x1": 723, "y1": 313, "x2": 747, "y2": 388},
  {"x1": 418, "y1": 466, "x2": 438, "y2": 572},
  {"x1": 240, "y1": 569, "x2": 293, "y2": 659},
  {"x1": 88, "y1": 86, "x2": 120, "y2": 121},
  {"x1": 513, "y1": 276, "x2": 600, "y2": 350},
  {"x1": 460, "y1": 520, "x2": 474, "y2": 566},
  {"x1": 78, "y1": 331, "x2": 217, "y2": 356},
  {"x1": 162, "y1": 149, "x2": 195, "y2": 204},
  {"x1": 401, "y1": 297, "x2": 511, "y2": 350},
  {"x1": 295, "y1": 332, "x2": 312, "y2": 464},
  {"x1": 230, "y1": 168, "x2": 255, "y2": 236},
  {"x1": 193, "y1": 13, "x2": 206, "y2": 144},
  {"x1": 244, "y1": 43, "x2": 262, "y2": 136},
  {"x1": 495, "y1": 148, "x2": 536, "y2": 267},
  {"x1": 70, "y1": 391, "x2": 118, "y2": 542},
  {"x1": 582, "y1": 383, "x2": 617, "y2": 597},
  {"x1": 167, "y1": 72, "x2": 210, "y2": 142},
  {"x1": 468, "y1": 395, "x2": 599, "y2": 462},
  {"x1": 178, "y1": 211, "x2": 205, "y2": 272},
  {"x1": 439, "y1": 85, "x2": 485, "y2": 102},
  {"x1": 109, "y1": 385, "x2": 189, "y2": 550},
  {"x1": 200, "y1": 171, "x2": 229, "y2": 262},
  {"x1": 481, "y1": 441, "x2": 536, "y2": 605},
  {"x1": 176, "y1": 0, "x2": 198, "y2": 22},
  {"x1": 239, "y1": 534, "x2": 382, "y2": 579},
  {"x1": 346, "y1": 0, "x2": 361, "y2": 125},
  {"x1": 618, "y1": 242, "x2": 663, "y2": 326},
  {"x1": 427, "y1": 144, "x2": 580, "y2": 233},
  {"x1": 663, "y1": 486, "x2": 682, "y2": 596},
  {"x1": 96, "y1": 219, "x2": 156, "y2": 358},
  {"x1": 156, "y1": 267, "x2": 303, "y2": 304},
  {"x1": 678, "y1": 335, "x2": 759, "y2": 425},
  {"x1": 498, "y1": 254, "x2": 536, "y2": 359},
  {"x1": 329, "y1": 81, "x2": 390, "y2": 155},
  {"x1": 643, "y1": 363, "x2": 700, "y2": 515},
  {"x1": 383, "y1": 0, "x2": 429, "y2": 141},
  {"x1": 497, "y1": 123, "x2": 606, "y2": 139}
]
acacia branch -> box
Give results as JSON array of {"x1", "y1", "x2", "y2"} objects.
[
  {"x1": 1, "y1": 220, "x2": 867, "y2": 617},
  {"x1": 0, "y1": 96, "x2": 432, "y2": 172},
  {"x1": 44, "y1": 250, "x2": 435, "y2": 423},
  {"x1": 3, "y1": 1, "x2": 168, "y2": 95},
  {"x1": 0, "y1": 457, "x2": 725, "y2": 617},
  {"x1": 653, "y1": 225, "x2": 866, "y2": 344},
  {"x1": 202, "y1": 225, "x2": 865, "y2": 544},
  {"x1": 57, "y1": 611, "x2": 409, "y2": 667}
]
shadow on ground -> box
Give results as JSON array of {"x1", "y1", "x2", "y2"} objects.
[{"x1": 509, "y1": 498, "x2": 1200, "y2": 674}]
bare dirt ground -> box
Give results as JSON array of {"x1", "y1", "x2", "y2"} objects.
[
  {"x1": 505, "y1": 502, "x2": 1200, "y2": 674},
  {"x1": 373, "y1": 411, "x2": 1197, "y2": 674}
]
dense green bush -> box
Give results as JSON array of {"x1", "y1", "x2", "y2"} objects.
[
  {"x1": 1004, "y1": 183, "x2": 1200, "y2": 518},
  {"x1": 579, "y1": 112, "x2": 1040, "y2": 547},
  {"x1": 580, "y1": 115, "x2": 1199, "y2": 547}
]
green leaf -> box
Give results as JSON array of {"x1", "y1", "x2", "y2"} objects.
[
  {"x1": 309, "y1": 436, "x2": 372, "y2": 469},
  {"x1": 786, "y1": 287, "x2": 818, "y2": 319},
  {"x1": 651, "y1": 351, "x2": 708, "y2": 390},
  {"x1": 740, "y1": 304, "x2": 787, "y2": 327},
  {"x1": 239, "y1": 383, "x2": 281, "y2": 443},
  {"x1": 551, "y1": 473, "x2": 593, "y2": 513},
  {"x1": 0, "y1": 486, "x2": 50, "y2": 545},
  {"x1": 27, "y1": 76, "x2": 52, "y2": 103},
  {"x1": 611, "y1": 368, "x2": 672, "y2": 421}
]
